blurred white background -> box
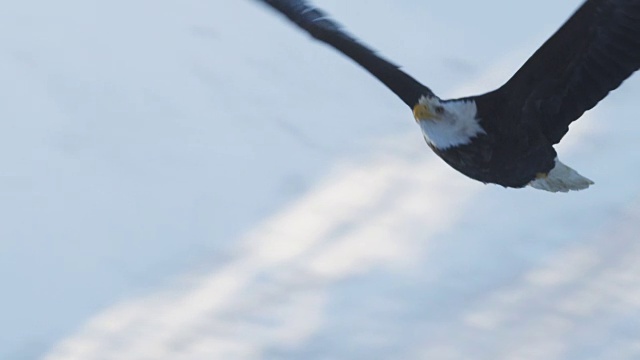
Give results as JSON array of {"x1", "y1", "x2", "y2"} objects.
[{"x1": 2, "y1": 0, "x2": 640, "y2": 359}]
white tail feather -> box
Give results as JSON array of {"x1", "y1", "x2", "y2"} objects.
[{"x1": 528, "y1": 159, "x2": 594, "y2": 193}]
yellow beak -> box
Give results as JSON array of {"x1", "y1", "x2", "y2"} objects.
[{"x1": 413, "y1": 103, "x2": 434, "y2": 121}]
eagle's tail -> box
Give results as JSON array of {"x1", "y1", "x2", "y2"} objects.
[{"x1": 528, "y1": 159, "x2": 594, "y2": 193}]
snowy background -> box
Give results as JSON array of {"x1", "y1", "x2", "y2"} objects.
[{"x1": 2, "y1": 0, "x2": 640, "y2": 359}]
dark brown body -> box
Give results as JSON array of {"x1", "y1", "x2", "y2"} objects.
[
  {"x1": 431, "y1": 94, "x2": 557, "y2": 188},
  {"x1": 431, "y1": 133, "x2": 556, "y2": 188}
]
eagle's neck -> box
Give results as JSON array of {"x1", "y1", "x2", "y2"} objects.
[{"x1": 418, "y1": 99, "x2": 486, "y2": 150}]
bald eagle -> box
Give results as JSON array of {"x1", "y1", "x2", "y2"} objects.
[{"x1": 259, "y1": 0, "x2": 640, "y2": 192}]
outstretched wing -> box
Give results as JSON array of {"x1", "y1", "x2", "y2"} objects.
[
  {"x1": 257, "y1": 0, "x2": 433, "y2": 107},
  {"x1": 494, "y1": 0, "x2": 640, "y2": 144}
]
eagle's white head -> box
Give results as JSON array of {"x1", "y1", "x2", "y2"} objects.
[{"x1": 413, "y1": 96, "x2": 485, "y2": 150}]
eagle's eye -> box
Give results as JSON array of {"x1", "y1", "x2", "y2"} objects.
[{"x1": 435, "y1": 106, "x2": 445, "y2": 115}]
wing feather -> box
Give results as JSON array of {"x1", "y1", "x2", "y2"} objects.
[
  {"x1": 257, "y1": 0, "x2": 433, "y2": 107},
  {"x1": 494, "y1": 0, "x2": 640, "y2": 144}
]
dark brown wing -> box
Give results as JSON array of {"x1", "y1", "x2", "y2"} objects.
[
  {"x1": 257, "y1": 0, "x2": 433, "y2": 107},
  {"x1": 493, "y1": 0, "x2": 640, "y2": 144}
]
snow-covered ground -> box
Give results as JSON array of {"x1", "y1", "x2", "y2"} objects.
[{"x1": 2, "y1": 0, "x2": 640, "y2": 359}]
